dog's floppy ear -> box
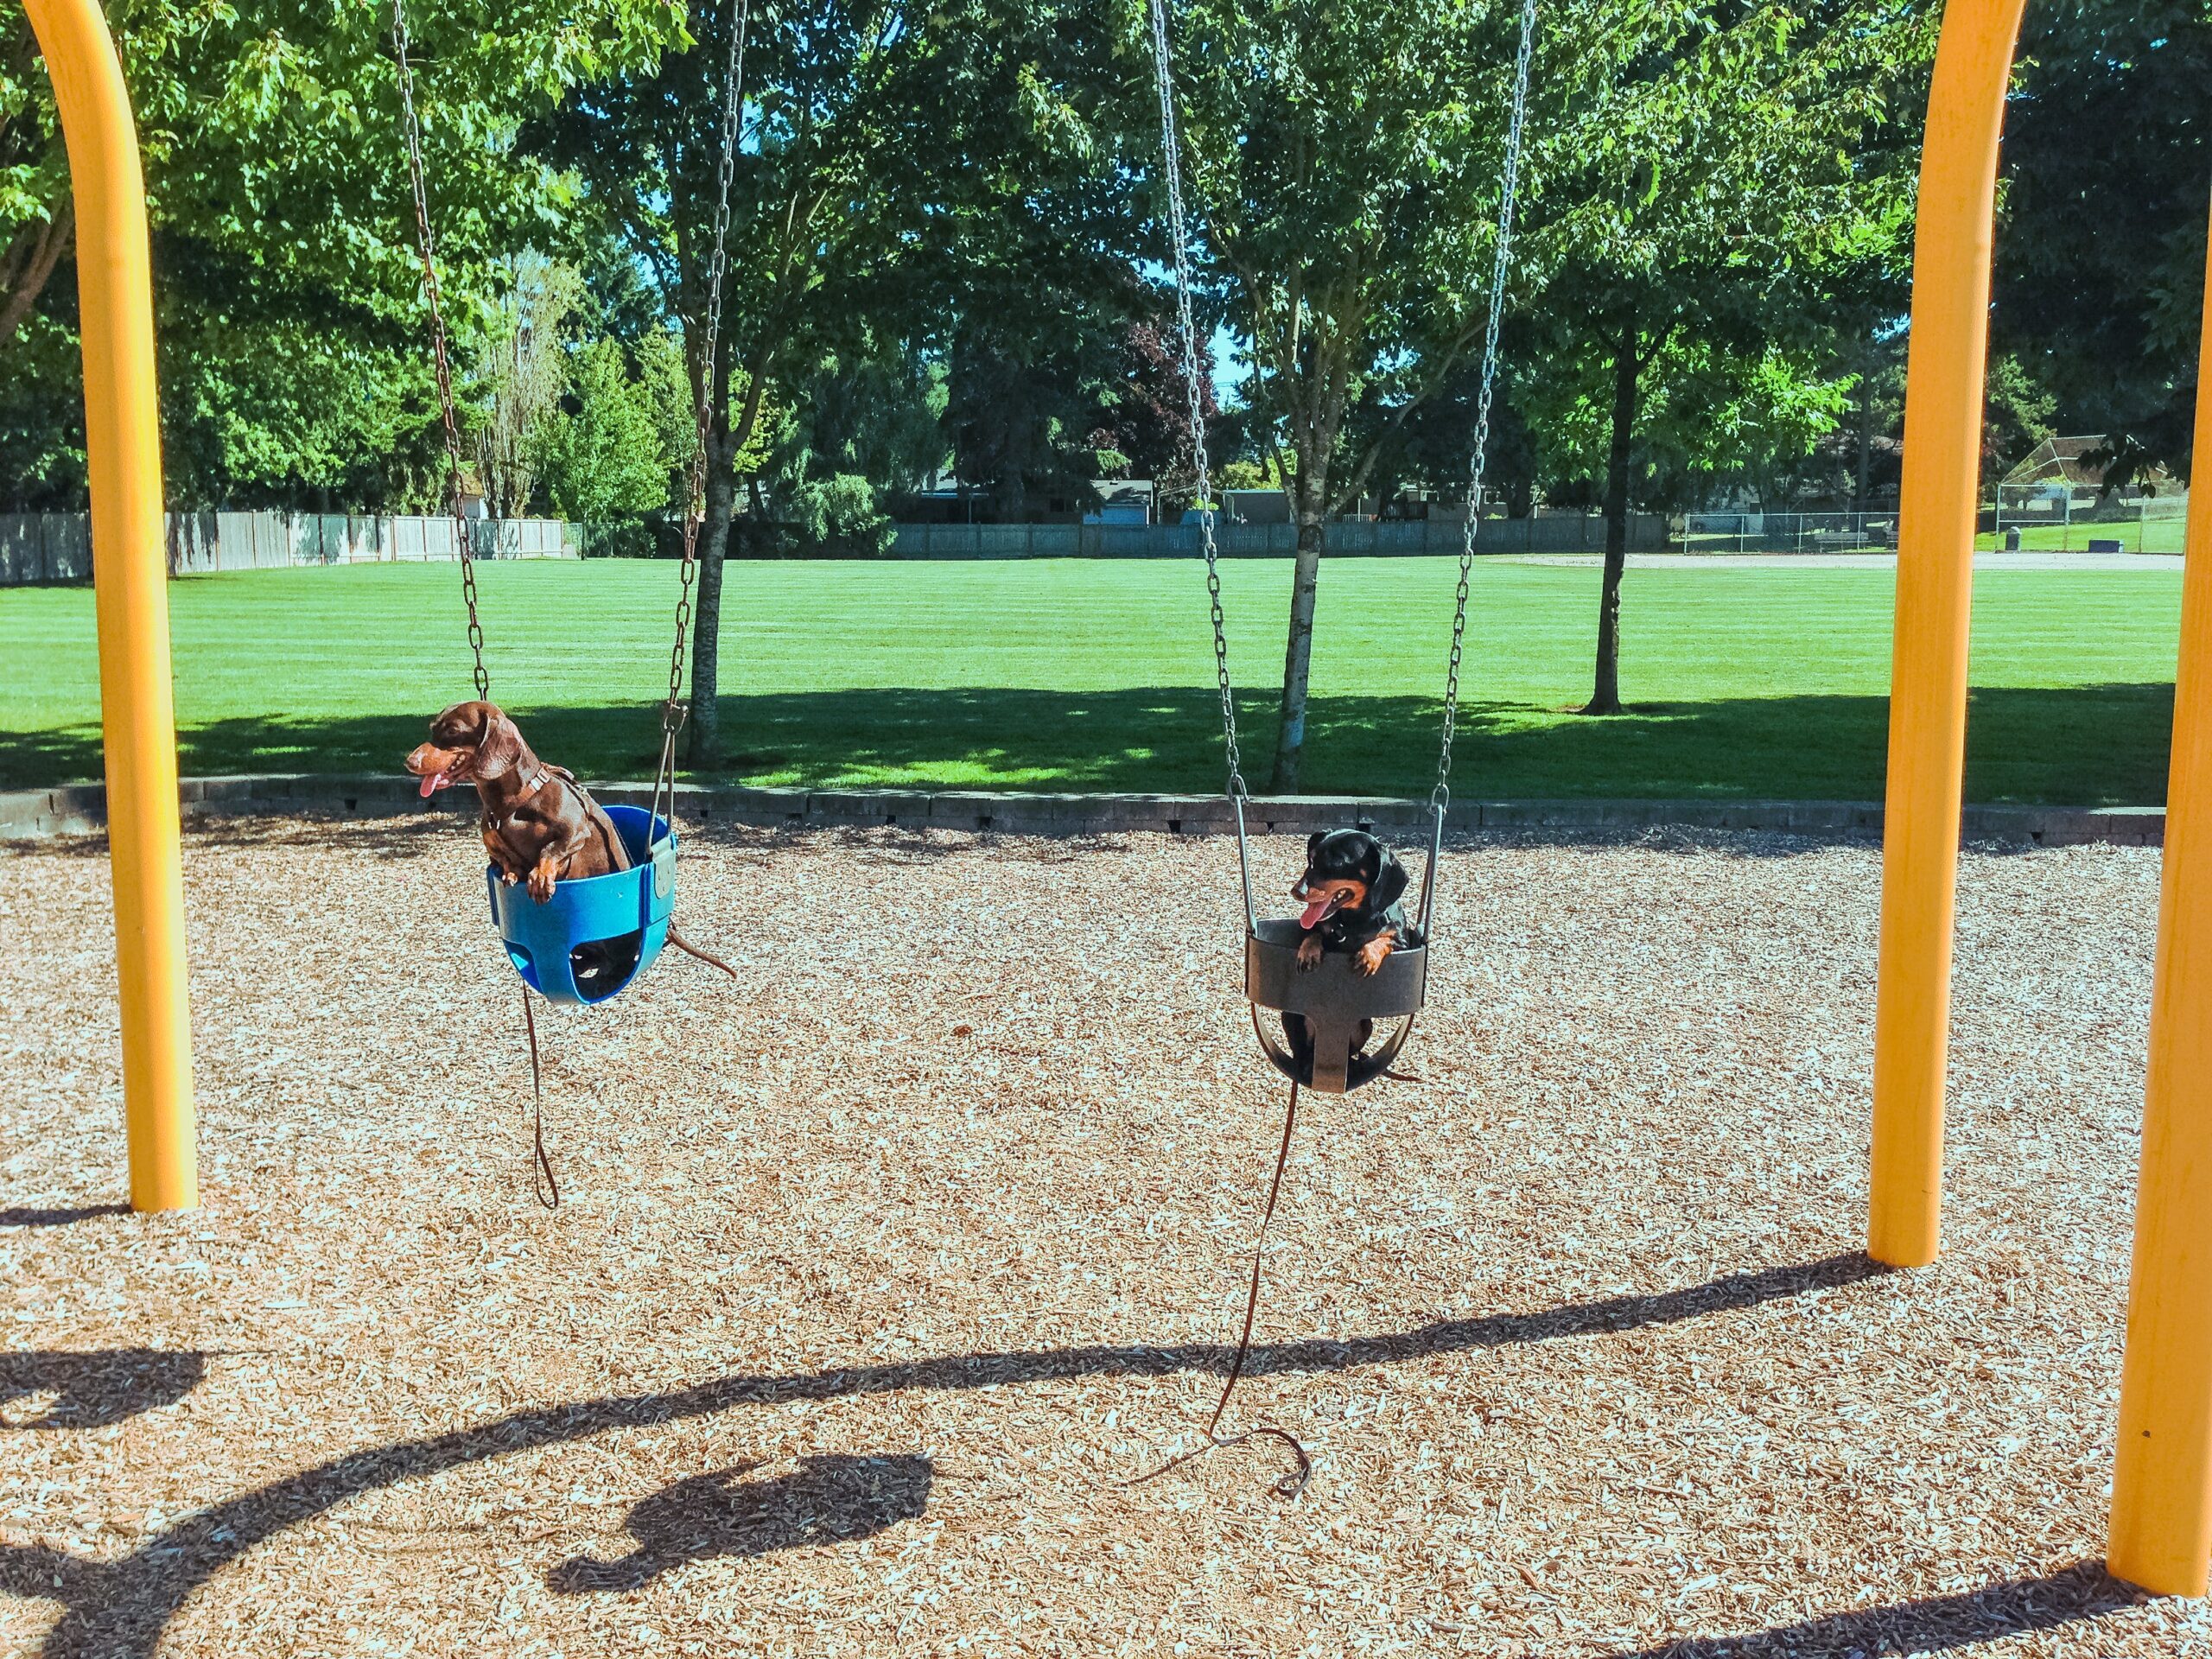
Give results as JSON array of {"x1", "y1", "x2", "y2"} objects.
[
  {"x1": 1306, "y1": 831, "x2": 1327, "y2": 866},
  {"x1": 1370, "y1": 846, "x2": 1409, "y2": 912},
  {"x1": 474, "y1": 703, "x2": 524, "y2": 773}
]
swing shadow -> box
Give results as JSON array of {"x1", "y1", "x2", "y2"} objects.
[
  {"x1": 22, "y1": 1251, "x2": 1894, "y2": 1656},
  {"x1": 0, "y1": 1204, "x2": 130, "y2": 1228},
  {"x1": 1607, "y1": 1559, "x2": 2142, "y2": 1657},
  {"x1": 547, "y1": 1455, "x2": 934, "y2": 1593},
  {"x1": 6, "y1": 683, "x2": 2178, "y2": 811},
  {"x1": 0, "y1": 1348, "x2": 206, "y2": 1429}
]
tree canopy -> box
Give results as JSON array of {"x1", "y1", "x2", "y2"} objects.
[
  {"x1": 0, "y1": 0, "x2": 2195, "y2": 784},
  {"x1": 1995, "y1": 0, "x2": 2209, "y2": 487}
]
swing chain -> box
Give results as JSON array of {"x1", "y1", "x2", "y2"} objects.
[
  {"x1": 1147, "y1": 0, "x2": 1244, "y2": 804},
  {"x1": 1433, "y1": 0, "x2": 1537, "y2": 812},
  {"x1": 390, "y1": 0, "x2": 489, "y2": 702},
  {"x1": 659, "y1": 0, "x2": 752, "y2": 755}
]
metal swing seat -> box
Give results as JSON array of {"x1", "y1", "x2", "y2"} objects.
[
  {"x1": 391, "y1": 0, "x2": 749, "y2": 1008},
  {"x1": 1147, "y1": 0, "x2": 1534, "y2": 1094}
]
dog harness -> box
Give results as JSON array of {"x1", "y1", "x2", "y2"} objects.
[{"x1": 480, "y1": 760, "x2": 573, "y2": 836}]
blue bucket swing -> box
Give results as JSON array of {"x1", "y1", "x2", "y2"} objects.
[
  {"x1": 486, "y1": 804, "x2": 677, "y2": 1006},
  {"x1": 391, "y1": 0, "x2": 750, "y2": 1014}
]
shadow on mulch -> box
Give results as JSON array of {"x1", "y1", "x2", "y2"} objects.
[
  {"x1": 1615, "y1": 1559, "x2": 2147, "y2": 1657},
  {"x1": 181, "y1": 810, "x2": 460, "y2": 861},
  {"x1": 550, "y1": 1456, "x2": 934, "y2": 1592},
  {"x1": 0, "y1": 1204, "x2": 130, "y2": 1228},
  {"x1": 0, "y1": 1348, "x2": 205, "y2": 1429},
  {"x1": 19, "y1": 1252, "x2": 1896, "y2": 1656}
]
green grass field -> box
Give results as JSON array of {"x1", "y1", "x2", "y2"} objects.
[
  {"x1": 1972, "y1": 518, "x2": 2189, "y2": 553},
  {"x1": 0, "y1": 556, "x2": 2185, "y2": 803}
]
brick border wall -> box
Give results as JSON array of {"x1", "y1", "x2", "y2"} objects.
[{"x1": 0, "y1": 773, "x2": 2164, "y2": 848}]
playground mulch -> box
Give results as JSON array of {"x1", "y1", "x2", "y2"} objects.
[{"x1": 0, "y1": 815, "x2": 2199, "y2": 1657}]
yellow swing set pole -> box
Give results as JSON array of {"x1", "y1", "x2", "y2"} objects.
[
  {"x1": 23, "y1": 0, "x2": 195, "y2": 1211},
  {"x1": 2107, "y1": 194, "x2": 2212, "y2": 1599},
  {"x1": 1866, "y1": 0, "x2": 2027, "y2": 1268}
]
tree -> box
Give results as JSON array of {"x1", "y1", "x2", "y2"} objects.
[
  {"x1": 532, "y1": 0, "x2": 1126, "y2": 763},
  {"x1": 1981, "y1": 353, "x2": 2058, "y2": 486},
  {"x1": 1344, "y1": 353, "x2": 1537, "y2": 515},
  {"x1": 931, "y1": 116, "x2": 1152, "y2": 520},
  {"x1": 947, "y1": 319, "x2": 1107, "y2": 520},
  {"x1": 1522, "y1": 0, "x2": 1929, "y2": 714},
  {"x1": 1995, "y1": 0, "x2": 2209, "y2": 486},
  {"x1": 535, "y1": 336, "x2": 675, "y2": 522},
  {"x1": 0, "y1": 0, "x2": 674, "y2": 505},
  {"x1": 477, "y1": 252, "x2": 582, "y2": 516},
  {"x1": 1088, "y1": 320, "x2": 1219, "y2": 512},
  {"x1": 760, "y1": 334, "x2": 946, "y2": 551},
  {"x1": 1166, "y1": 0, "x2": 1549, "y2": 788}
]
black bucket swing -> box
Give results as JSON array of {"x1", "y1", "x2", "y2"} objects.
[
  {"x1": 389, "y1": 0, "x2": 751, "y2": 1011},
  {"x1": 1147, "y1": 0, "x2": 1534, "y2": 1096},
  {"x1": 1127, "y1": 0, "x2": 1540, "y2": 1502}
]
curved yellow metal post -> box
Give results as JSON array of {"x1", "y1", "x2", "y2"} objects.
[
  {"x1": 23, "y1": 0, "x2": 195, "y2": 1210},
  {"x1": 1866, "y1": 0, "x2": 2027, "y2": 1268},
  {"x1": 2107, "y1": 196, "x2": 2212, "y2": 1599}
]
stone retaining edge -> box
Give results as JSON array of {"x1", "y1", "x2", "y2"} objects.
[{"x1": 0, "y1": 774, "x2": 2165, "y2": 848}]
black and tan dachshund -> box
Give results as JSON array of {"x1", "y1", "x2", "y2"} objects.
[
  {"x1": 1292, "y1": 829, "x2": 1417, "y2": 976},
  {"x1": 1284, "y1": 829, "x2": 1423, "y2": 1076}
]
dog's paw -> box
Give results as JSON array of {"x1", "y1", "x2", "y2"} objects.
[
  {"x1": 1355, "y1": 941, "x2": 1390, "y2": 976},
  {"x1": 1296, "y1": 934, "x2": 1324, "y2": 971},
  {"x1": 527, "y1": 869, "x2": 557, "y2": 904}
]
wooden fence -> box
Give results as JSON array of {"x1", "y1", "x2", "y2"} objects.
[
  {"x1": 885, "y1": 512, "x2": 1669, "y2": 559},
  {"x1": 0, "y1": 511, "x2": 580, "y2": 585}
]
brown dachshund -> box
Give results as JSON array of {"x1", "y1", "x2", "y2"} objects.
[
  {"x1": 405, "y1": 701, "x2": 735, "y2": 980},
  {"x1": 407, "y1": 701, "x2": 629, "y2": 901}
]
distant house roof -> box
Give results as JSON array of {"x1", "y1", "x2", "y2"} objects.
[
  {"x1": 1224, "y1": 488, "x2": 1291, "y2": 524},
  {"x1": 1086, "y1": 479, "x2": 1154, "y2": 525},
  {"x1": 2002, "y1": 435, "x2": 2175, "y2": 491},
  {"x1": 1090, "y1": 478, "x2": 1154, "y2": 503}
]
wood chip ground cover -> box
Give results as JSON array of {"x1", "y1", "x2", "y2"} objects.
[{"x1": 0, "y1": 816, "x2": 2201, "y2": 1656}]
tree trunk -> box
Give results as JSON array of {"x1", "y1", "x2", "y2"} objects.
[
  {"x1": 0, "y1": 200, "x2": 73, "y2": 346},
  {"x1": 1853, "y1": 377, "x2": 1875, "y2": 514},
  {"x1": 1271, "y1": 474, "x2": 1326, "y2": 791},
  {"x1": 998, "y1": 376, "x2": 1032, "y2": 524},
  {"x1": 1585, "y1": 318, "x2": 1640, "y2": 716},
  {"x1": 686, "y1": 439, "x2": 740, "y2": 767}
]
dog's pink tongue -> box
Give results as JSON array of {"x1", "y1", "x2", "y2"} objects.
[
  {"x1": 1300, "y1": 897, "x2": 1332, "y2": 929},
  {"x1": 417, "y1": 770, "x2": 447, "y2": 798}
]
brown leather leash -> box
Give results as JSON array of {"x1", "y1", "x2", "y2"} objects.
[
  {"x1": 1124, "y1": 1077, "x2": 1313, "y2": 1500},
  {"x1": 518, "y1": 989, "x2": 560, "y2": 1211}
]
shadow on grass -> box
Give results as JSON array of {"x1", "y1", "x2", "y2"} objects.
[
  {"x1": 1612, "y1": 1559, "x2": 2145, "y2": 1656},
  {"x1": 3, "y1": 683, "x2": 2177, "y2": 806},
  {"x1": 22, "y1": 1253, "x2": 1885, "y2": 1656}
]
